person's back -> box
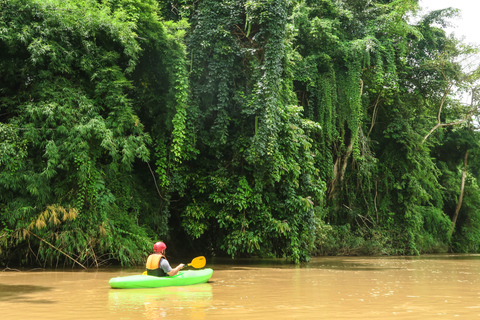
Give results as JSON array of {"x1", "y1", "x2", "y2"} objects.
[
  {"x1": 145, "y1": 241, "x2": 184, "y2": 277},
  {"x1": 146, "y1": 253, "x2": 168, "y2": 276}
]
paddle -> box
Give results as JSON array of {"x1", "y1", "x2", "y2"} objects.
[
  {"x1": 142, "y1": 256, "x2": 206, "y2": 275},
  {"x1": 188, "y1": 256, "x2": 206, "y2": 268}
]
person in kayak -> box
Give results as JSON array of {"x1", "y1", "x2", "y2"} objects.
[{"x1": 146, "y1": 241, "x2": 185, "y2": 277}]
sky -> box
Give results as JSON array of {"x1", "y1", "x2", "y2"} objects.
[
  {"x1": 418, "y1": 1, "x2": 480, "y2": 104},
  {"x1": 419, "y1": 0, "x2": 480, "y2": 46}
]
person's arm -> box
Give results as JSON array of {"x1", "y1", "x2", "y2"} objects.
[{"x1": 167, "y1": 263, "x2": 185, "y2": 276}]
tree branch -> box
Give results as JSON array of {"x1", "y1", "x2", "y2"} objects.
[
  {"x1": 367, "y1": 90, "x2": 382, "y2": 137},
  {"x1": 25, "y1": 229, "x2": 87, "y2": 269},
  {"x1": 421, "y1": 81, "x2": 471, "y2": 144},
  {"x1": 147, "y1": 162, "x2": 168, "y2": 201}
]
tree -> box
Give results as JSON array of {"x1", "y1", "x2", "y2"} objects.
[{"x1": 0, "y1": 0, "x2": 161, "y2": 267}]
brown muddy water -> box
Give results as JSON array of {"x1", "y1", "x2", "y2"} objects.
[{"x1": 1, "y1": 255, "x2": 480, "y2": 319}]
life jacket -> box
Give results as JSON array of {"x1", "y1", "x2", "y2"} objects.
[{"x1": 146, "y1": 253, "x2": 168, "y2": 277}]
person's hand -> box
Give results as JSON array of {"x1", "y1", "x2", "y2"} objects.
[{"x1": 178, "y1": 263, "x2": 185, "y2": 269}]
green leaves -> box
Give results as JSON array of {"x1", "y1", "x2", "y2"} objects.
[
  {"x1": 2, "y1": 0, "x2": 480, "y2": 267},
  {"x1": 0, "y1": 0, "x2": 154, "y2": 267}
]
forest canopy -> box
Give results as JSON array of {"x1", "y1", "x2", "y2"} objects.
[{"x1": 1, "y1": 0, "x2": 480, "y2": 267}]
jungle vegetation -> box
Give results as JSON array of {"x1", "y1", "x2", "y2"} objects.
[{"x1": 1, "y1": 0, "x2": 480, "y2": 267}]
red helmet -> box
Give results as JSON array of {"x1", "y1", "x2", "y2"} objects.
[{"x1": 153, "y1": 241, "x2": 166, "y2": 253}]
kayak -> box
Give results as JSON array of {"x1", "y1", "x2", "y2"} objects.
[{"x1": 109, "y1": 268, "x2": 213, "y2": 289}]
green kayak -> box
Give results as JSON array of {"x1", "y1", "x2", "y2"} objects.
[{"x1": 109, "y1": 268, "x2": 213, "y2": 289}]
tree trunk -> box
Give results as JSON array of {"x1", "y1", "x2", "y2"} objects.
[
  {"x1": 328, "y1": 137, "x2": 353, "y2": 201},
  {"x1": 451, "y1": 150, "x2": 469, "y2": 235}
]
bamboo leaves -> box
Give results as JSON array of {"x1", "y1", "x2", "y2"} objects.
[{"x1": 0, "y1": 0, "x2": 153, "y2": 267}]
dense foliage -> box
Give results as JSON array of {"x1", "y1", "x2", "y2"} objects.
[{"x1": 1, "y1": 0, "x2": 479, "y2": 267}]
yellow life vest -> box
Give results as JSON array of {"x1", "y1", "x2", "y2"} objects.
[{"x1": 146, "y1": 253, "x2": 167, "y2": 277}]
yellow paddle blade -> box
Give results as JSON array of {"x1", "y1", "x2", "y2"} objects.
[
  {"x1": 142, "y1": 271, "x2": 147, "y2": 275},
  {"x1": 188, "y1": 256, "x2": 206, "y2": 268}
]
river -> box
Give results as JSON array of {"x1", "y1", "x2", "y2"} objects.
[{"x1": 1, "y1": 254, "x2": 480, "y2": 319}]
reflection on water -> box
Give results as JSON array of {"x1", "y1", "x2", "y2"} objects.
[
  {"x1": 2, "y1": 255, "x2": 480, "y2": 319},
  {"x1": 108, "y1": 284, "x2": 213, "y2": 320},
  {"x1": 0, "y1": 283, "x2": 54, "y2": 304}
]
